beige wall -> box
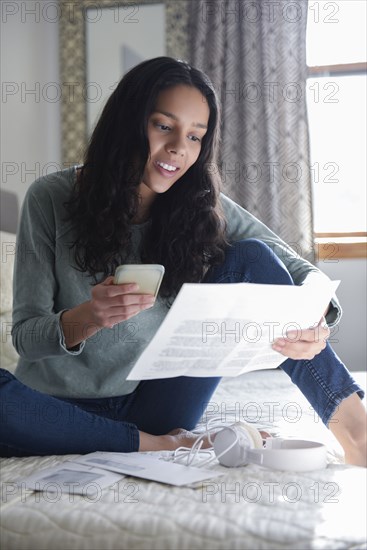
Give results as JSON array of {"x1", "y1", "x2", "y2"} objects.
[{"x1": 1, "y1": 1, "x2": 61, "y2": 207}]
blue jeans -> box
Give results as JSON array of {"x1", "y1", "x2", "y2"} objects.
[{"x1": 0, "y1": 239, "x2": 363, "y2": 457}]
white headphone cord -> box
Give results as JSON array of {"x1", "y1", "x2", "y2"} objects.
[{"x1": 172, "y1": 417, "x2": 241, "y2": 468}]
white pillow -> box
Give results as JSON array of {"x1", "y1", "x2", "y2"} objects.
[{"x1": 0, "y1": 231, "x2": 16, "y2": 314}]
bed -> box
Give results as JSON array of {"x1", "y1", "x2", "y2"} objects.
[{"x1": 1, "y1": 230, "x2": 366, "y2": 550}]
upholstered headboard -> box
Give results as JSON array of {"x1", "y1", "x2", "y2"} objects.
[{"x1": 0, "y1": 189, "x2": 19, "y2": 233}]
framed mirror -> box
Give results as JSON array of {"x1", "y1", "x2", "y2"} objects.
[{"x1": 59, "y1": 0, "x2": 190, "y2": 165}]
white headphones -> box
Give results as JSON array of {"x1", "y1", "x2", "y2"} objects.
[{"x1": 213, "y1": 421, "x2": 327, "y2": 471}]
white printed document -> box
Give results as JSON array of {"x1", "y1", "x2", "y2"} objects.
[
  {"x1": 19, "y1": 462, "x2": 124, "y2": 496},
  {"x1": 74, "y1": 452, "x2": 224, "y2": 486},
  {"x1": 19, "y1": 453, "x2": 223, "y2": 490},
  {"x1": 127, "y1": 280, "x2": 340, "y2": 380}
]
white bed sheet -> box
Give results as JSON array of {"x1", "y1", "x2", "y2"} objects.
[{"x1": 1, "y1": 370, "x2": 366, "y2": 550}]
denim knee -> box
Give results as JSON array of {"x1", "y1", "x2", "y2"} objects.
[
  {"x1": 205, "y1": 239, "x2": 294, "y2": 285},
  {"x1": 0, "y1": 368, "x2": 17, "y2": 386}
]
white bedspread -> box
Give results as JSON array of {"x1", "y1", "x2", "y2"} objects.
[{"x1": 1, "y1": 370, "x2": 366, "y2": 550}]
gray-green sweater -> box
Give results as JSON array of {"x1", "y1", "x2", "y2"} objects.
[{"x1": 12, "y1": 167, "x2": 341, "y2": 397}]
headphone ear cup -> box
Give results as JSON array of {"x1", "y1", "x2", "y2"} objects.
[
  {"x1": 213, "y1": 422, "x2": 263, "y2": 467},
  {"x1": 236, "y1": 421, "x2": 263, "y2": 450}
]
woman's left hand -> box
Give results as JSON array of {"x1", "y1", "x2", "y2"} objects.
[{"x1": 272, "y1": 317, "x2": 330, "y2": 360}]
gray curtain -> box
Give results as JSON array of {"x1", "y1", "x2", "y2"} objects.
[{"x1": 188, "y1": 0, "x2": 314, "y2": 262}]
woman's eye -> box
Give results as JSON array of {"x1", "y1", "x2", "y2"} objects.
[{"x1": 154, "y1": 122, "x2": 202, "y2": 143}]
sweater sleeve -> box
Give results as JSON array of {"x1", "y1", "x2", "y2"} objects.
[
  {"x1": 220, "y1": 194, "x2": 342, "y2": 327},
  {"x1": 11, "y1": 179, "x2": 85, "y2": 360}
]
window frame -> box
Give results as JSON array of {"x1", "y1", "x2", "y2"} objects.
[
  {"x1": 306, "y1": 62, "x2": 367, "y2": 259},
  {"x1": 314, "y1": 232, "x2": 367, "y2": 260}
]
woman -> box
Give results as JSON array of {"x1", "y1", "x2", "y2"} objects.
[{"x1": 1, "y1": 57, "x2": 366, "y2": 464}]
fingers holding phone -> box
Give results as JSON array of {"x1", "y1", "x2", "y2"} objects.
[{"x1": 89, "y1": 265, "x2": 164, "y2": 328}]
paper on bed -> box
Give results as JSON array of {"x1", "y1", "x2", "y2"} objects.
[
  {"x1": 18, "y1": 454, "x2": 223, "y2": 492},
  {"x1": 73, "y1": 452, "x2": 224, "y2": 486},
  {"x1": 127, "y1": 280, "x2": 340, "y2": 380},
  {"x1": 18, "y1": 462, "x2": 124, "y2": 495}
]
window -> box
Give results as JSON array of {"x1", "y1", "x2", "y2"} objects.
[{"x1": 306, "y1": 0, "x2": 366, "y2": 259}]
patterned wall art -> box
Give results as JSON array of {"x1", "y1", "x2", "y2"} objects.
[{"x1": 59, "y1": 0, "x2": 190, "y2": 166}]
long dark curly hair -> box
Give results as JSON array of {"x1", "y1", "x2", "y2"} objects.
[{"x1": 66, "y1": 56, "x2": 228, "y2": 297}]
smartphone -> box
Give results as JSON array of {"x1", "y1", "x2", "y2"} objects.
[{"x1": 114, "y1": 264, "x2": 165, "y2": 297}]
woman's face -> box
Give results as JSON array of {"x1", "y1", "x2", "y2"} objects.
[{"x1": 140, "y1": 84, "x2": 210, "y2": 198}]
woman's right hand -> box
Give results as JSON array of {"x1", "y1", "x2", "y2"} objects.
[
  {"x1": 60, "y1": 276, "x2": 155, "y2": 349},
  {"x1": 89, "y1": 276, "x2": 155, "y2": 329}
]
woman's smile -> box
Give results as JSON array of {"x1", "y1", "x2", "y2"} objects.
[{"x1": 154, "y1": 160, "x2": 180, "y2": 177}]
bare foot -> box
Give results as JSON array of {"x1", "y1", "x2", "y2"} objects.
[
  {"x1": 139, "y1": 427, "x2": 272, "y2": 453},
  {"x1": 138, "y1": 428, "x2": 212, "y2": 452},
  {"x1": 328, "y1": 392, "x2": 367, "y2": 468},
  {"x1": 344, "y1": 446, "x2": 367, "y2": 468},
  {"x1": 167, "y1": 428, "x2": 213, "y2": 449}
]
